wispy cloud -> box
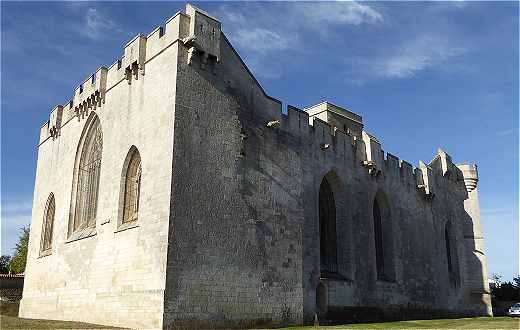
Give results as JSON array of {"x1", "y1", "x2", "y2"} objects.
[
  {"x1": 215, "y1": 3, "x2": 474, "y2": 83},
  {"x1": 347, "y1": 36, "x2": 467, "y2": 83},
  {"x1": 83, "y1": 8, "x2": 117, "y2": 40},
  {"x1": 497, "y1": 128, "x2": 516, "y2": 136},
  {"x1": 234, "y1": 28, "x2": 296, "y2": 54},
  {"x1": 296, "y1": 1, "x2": 383, "y2": 26},
  {"x1": 216, "y1": 2, "x2": 383, "y2": 79},
  {"x1": 428, "y1": 1, "x2": 468, "y2": 12}
]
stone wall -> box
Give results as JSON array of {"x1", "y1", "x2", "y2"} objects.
[
  {"x1": 19, "y1": 15, "x2": 184, "y2": 329},
  {"x1": 163, "y1": 29, "x2": 304, "y2": 327},
  {"x1": 163, "y1": 5, "x2": 491, "y2": 326}
]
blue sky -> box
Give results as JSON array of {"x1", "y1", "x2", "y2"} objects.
[{"x1": 1, "y1": 2, "x2": 518, "y2": 280}]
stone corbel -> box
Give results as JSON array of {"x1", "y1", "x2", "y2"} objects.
[
  {"x1": 417, "y1": 184, "x2": 435, "y2": 201},
  {"x1": 362, "y1": 160, "x2": 380, "y2": 177},
  {"x1": 266, "y1": 120, "x2": 281, "y2": 128},
  {"x1": 183, "y1": 36, "x2": 199, "y2": 66},
  {"x1": 49, "y1": 126, "x2": 59, "y2": 139},
  {"x1": 125, "y1": 62, "x2": 141, "y2": 85},
  {"x1": 183, "y1": 36, "x2": 217, "y2": 72},
  {"x1": 320, "y1": 143, "x2": 330, "y2": 150},
  {"x1": 187, "y1": 46, "x2": 197, "y2": 66}
]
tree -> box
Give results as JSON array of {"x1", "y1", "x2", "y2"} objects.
[
  {"x1": 490, "y1": 273, "x2": 520, "y2": 302},
  {"x1": 491, "y1": 273, "x2": 502, "y2": 286},
  {"x1": 10, "y1": 226, "x2": 30, "y2": 274},
  {"x1": 0, "y1": 255, "x2": 12, "y2": 273},
  {"x1": 513, "y1": 275, "x2": 520, "y2": 288}
]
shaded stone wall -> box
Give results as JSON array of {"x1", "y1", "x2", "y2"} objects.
[
  {"x1": 163, "y1": 6, "x2": 491, "y2": 326},
  {"x1": 164, "y1": 34, "x2": 304, "y2": 328}
]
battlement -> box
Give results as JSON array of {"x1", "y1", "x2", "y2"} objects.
[
  {"x1": 36, "y1": 3, "x2": 477, "y2": 202},
  {"x1": 274, "y1": 101, "x2": 471, "y2": 200},
  {"x1": 39, "y1": 3, "x2": 221, "y2": 144},
  {"x1": 72, "y1": 67, "x2": 108, "y2": 122}
]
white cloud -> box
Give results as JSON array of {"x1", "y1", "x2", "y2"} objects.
[
  {"x1": 215, "y1": 2, "x2": 383, "y2": 79},
  {"x1": 215, "y1": 3, "x2": 469, "y2": 83},
  {"x1": 297, "y1": 1, "x2": 383, "y2": 26},
  {"x1": 348, "y1": 36, "x2": 467, "y2": 82},
  {"x1": 84, "y1": 8, "x2": 116, "y2": 39},
  {"x1": 234, "y1": 28, "x2": 296, "y2": 54}
]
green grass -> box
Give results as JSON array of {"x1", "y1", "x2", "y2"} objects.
[
  {"x1": 0, "y1": 301, "x2": 122, "y2": 329},
  {"x1": 278, "y1": 317, "x2": 520, "y2": 329},
  {"x1": 1, "y1": 301, "x2": 519, "y2": 329}
]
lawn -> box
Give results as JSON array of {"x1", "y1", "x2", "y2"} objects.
[
  {"x1": 0, "y1": 301, "x2": 122, "y2": 329},
  {"x1": 1, "y1": 301, "x2": 518, "y2": 329},
  {"x1": 278, "y1": 317, "x2": 520, "y2": 329}
]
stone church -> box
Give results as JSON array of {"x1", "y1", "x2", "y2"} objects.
[{"x1": 20, "y1": 4, "x2": 492, "y2": 329}]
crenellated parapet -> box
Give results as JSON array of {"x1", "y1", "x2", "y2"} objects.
[
  {"x1": 73, "y1": 67, "x2": 108, "y2": 121},
  {"x1": 38, "y1": 4, "x2": 215, "y2": 144},
  {"x1": 287, "y1": 102, "x2": 471, "y2": 201},
  {"x1": 122, "y1": 34, "x2": 147, "y2": 84},
  {"x1": 36, "y1": 2, "x2": 474, "y2": 208},
  {"x1": 259, "y1": 101, "x2": 454, "y2": 201}
]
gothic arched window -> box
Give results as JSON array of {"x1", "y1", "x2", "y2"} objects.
[
  {"x1": 121, "y1": 148, "x2": 141, "y2": 224},
  {"x1": 319, "y1": 176, "x2": 338, "y2": 275},
  {"x1": 445, "y1": 221, "x2": 460, "y2": 286},
  {"x1": 373, "y1": 198, "x2": 384, "y2": 277},
  {"x1": 71, "y1": 115, "x2": 102, "y2": 235},
  {"x1": 40, "y1": 193, "x2": 55, "y2": 255},
  {"x1": 373, "y1": 191, "x2": 395, "y2": 281},
  {"x1": 445, "y1": 225, "x2": 453, "y2": 273}
]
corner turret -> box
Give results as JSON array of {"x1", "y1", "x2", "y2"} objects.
[
  {"x1": 456, "y1": 162, "x2": 492, "y2": 315},
  {"x1": 457, "y1": 163, "x2": 478, "y2": 193}
]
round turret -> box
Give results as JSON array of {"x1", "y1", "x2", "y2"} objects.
[{"x1": 457, "y1": 164, "x2": 478, "y2": 192}]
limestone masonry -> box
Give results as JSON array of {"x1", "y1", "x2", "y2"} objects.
[{"x1": 20, "y1": 4, "x2": 492, "y2": 329}]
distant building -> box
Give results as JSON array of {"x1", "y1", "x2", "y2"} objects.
[{"x1": 20, "y1": 4, "x2": 492, "y2": 328}]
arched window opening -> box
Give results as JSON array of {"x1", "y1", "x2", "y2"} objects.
[
  {"x1": 373, "y1": 191, "x2": 395, "y2": 281},
  {"x1": 40, "y1": 194, "x2": 55, "y2": 255},
  {"x1": 445, "y1": 226, "x2": 453, "y2": 273},
  {"x1": 122, "y1": 149, "x2": 142, "y2": 224},
  {"x1": 445, "y1": 221, "x2": 459, "y2": 286},
  {"x1": 319, "y1": 177, "x2": 338, "y2": 275},
  {"x1": 373, "y1": 198, "x2": 384, "y2": 278},
  {"x1": 72, "y1": 116, "x2": 102, "y2": 234}
]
